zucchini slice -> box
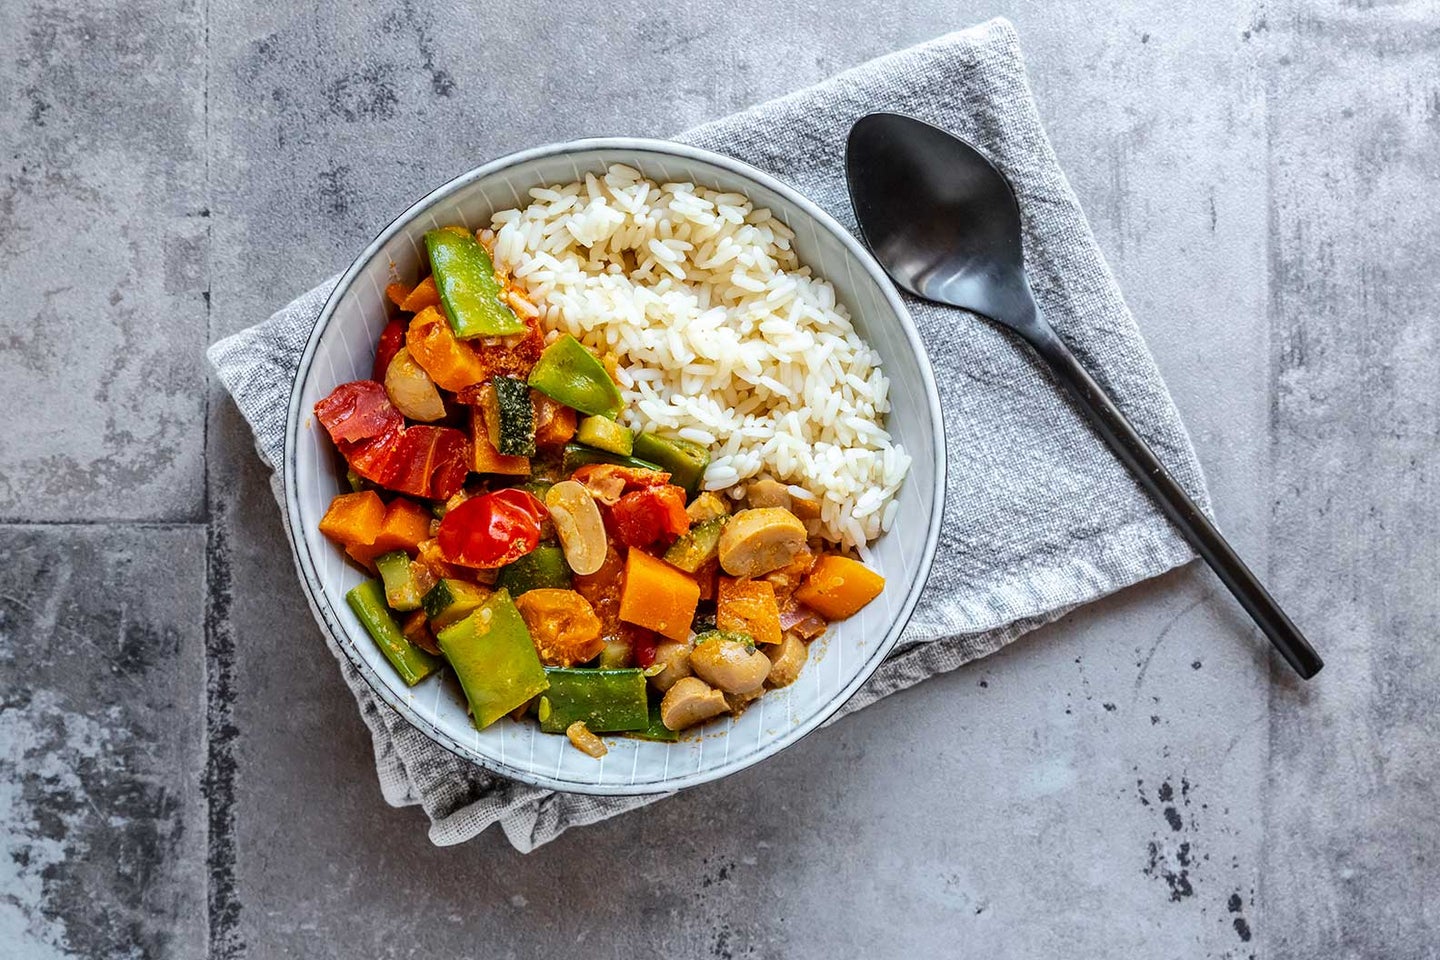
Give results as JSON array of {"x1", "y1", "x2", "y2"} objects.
[
  {"x1": 496, "y1": 544, "x2": 572, "y2": 596},
  {"x1": 576, "y1": 415, "x2": 634, "y2": 456},
  {"x1": 492, "y1": 376, "x2": 536, "y2": 457},
  {"x1": 421, "y1": 578, "x2": 489, "y2": 630},
  {"x1": 375, "y1": 550, "x2": 435, "y2": 612},
  {"x1": 663, "y1": 516, "x2": 726, "y2": 573}
]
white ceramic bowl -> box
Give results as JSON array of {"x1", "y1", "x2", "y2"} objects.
[{"x1": 285, "y1": 138, "x2": 944, "y2": 795}]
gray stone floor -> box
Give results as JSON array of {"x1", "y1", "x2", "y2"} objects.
[{"x1": 2, "y1": 0, "x2": 1436, "y2": 957}]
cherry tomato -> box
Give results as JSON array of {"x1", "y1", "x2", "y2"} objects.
[
  {"x1": 610, "y1": 485, "x2": 690, "y2": 548},
  {"x1": 372, "y1": 319, "x2": 407, "y2": 381},
  {"x1": 437, "y1": 488, "x2": 548, "y2": 568}
]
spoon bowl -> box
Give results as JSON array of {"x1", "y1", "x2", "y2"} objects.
[
  {"x1": 847, "y1": 112, "x2": 1035, "y2": 327},
  {"x1": 846, "y1": 112, "x2": 1323, "y2": 680}
]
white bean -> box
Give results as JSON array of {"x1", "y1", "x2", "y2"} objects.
[{"x1": 544, "y1": 481, "x2": 607, "y2": 575}]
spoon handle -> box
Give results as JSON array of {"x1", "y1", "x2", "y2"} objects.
[{"x1": 1026, "y1": 324, "x2": 1323, "y2": 679}]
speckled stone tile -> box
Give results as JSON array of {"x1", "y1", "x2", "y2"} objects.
[
  {"x1": 4, "y1": 0, "x2": 1436, "y2": 955},
  {"x1": 0, "y1": 0, "x2": 208, "y2": 522},
  {"x1": 0, "y1": 524, "x2": 207, "y2": 959},
  {"x1": 1265, "y1": 4, "x2": 1440, "y2": 956}
]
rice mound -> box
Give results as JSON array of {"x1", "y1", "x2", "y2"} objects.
[{"x1": 491, "y1": 164, "x2": 910, "y2": 552}]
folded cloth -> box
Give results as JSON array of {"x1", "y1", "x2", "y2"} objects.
[{"x1": 208, "y1": 17, "x2": 1209, "y2": 852}]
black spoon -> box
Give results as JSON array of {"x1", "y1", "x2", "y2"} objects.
[{"x1": 846, "y1": 112, "x2": 1322, "y2": 680}]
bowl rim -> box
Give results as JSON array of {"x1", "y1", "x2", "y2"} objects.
[{"x1": 283, "y1": 136, "x2": 947, "y2": 795}]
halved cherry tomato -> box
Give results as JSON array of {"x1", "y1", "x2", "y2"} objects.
[
  {"x1": 372, "y1": 319, "x2": 407, "y2": 381},
  {"x1": 383, "y1": 425, "x2": 472, "y2": 500},
  {"x1": 610, "y1": 485, "x2": 690, "y2": 548},
  {"x1": 437, "y1": 488, "x2": 547, "y2": 568}
]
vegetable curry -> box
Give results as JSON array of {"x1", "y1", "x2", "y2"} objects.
[{"x1": 317, "y1": 225, "x2": 887, "y2": 756}]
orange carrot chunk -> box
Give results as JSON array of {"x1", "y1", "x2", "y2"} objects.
[{"x1": 793, "y1": 555, "x2": 885, "y2": 620}]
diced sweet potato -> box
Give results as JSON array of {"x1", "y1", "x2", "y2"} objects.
[
  {"x1": 717, "y1": 577, "x2": 782, "y2": 646},
  {"x1": 793, "y1": 555, "x2": 885, "y2": 620},
  {"x1": 318, "y1": 491, "x2": 385, "y2": 547},
  {"x1": 371, "y1": 497, "x2": 434, "y2": 554},
  {"x1": 619, "y1": 549, "x2": 700, "y2": 642},
  {"x1": 406, "y1": 306, "x2": 486, "y2": 391},
  {"x1": 470, "y1": 407, "x2": 531, "y2": 475},
  {"x1": 345, "y1": 542, "x2": 385, "y2": 570},
  {"x1": 400, "y1": 275, "x2": 441, "y2": 312},
  {"x1": 532, "y1": 391, "x2": 577, "y2": 447}
]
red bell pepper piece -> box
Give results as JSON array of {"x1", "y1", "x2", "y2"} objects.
[
  {"x1": 437, "y1": 488, "x2": 548, "y2": 568},
  {"x1": 383, "y1": 425, "x2": 472, "y2": 500},
  {"x1": 372, "y1": 319, "x2": 407, "y2": 381},
  {"x1": 315, "y1": 381, "x2": 405, "y2": 486},
  {"x1": 609, "y1": 485, "x2": 690, "y2": 548},
  {"x1": 315, "y1": 380, "x2": 402, "y2": 445},
  {"x1": 342, "y1": 425, "x2": 405, "y2": 485},
  {"x1": 315, "y1": 380, "x2": 470, "y2": 499},
  {"x1": 570, "y1": 463, "x2": 672, "y2": 506},
  {"x1": 627, "y1": 625, "x2": 659, "y2": 669}
]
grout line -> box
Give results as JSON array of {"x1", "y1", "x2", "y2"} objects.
[
  {"x1": 195, "y1": 0, "x2": 242, "y2": 954},
  {"x1": 1257, "y1": 23, "x2": 1278, "y2": 949},
  {"x1": 203, "y1": 504, "x2": 242, "y2": 960},
  {"x1": 0, "y1": 519, "x2": 207, "y2": 529}
]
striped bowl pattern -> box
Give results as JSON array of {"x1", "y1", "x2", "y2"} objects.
[{"x1": 284, "y1": 139, "x2": 944, "y2": 795}]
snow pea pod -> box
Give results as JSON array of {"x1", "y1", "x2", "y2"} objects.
[{"x1": 424, "y1": 228, "x2": 528, "y2": 339}]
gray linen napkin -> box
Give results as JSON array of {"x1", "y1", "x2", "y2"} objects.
[{"x1": 208, "y1": 17, "x2": 1209, "y2": 852}]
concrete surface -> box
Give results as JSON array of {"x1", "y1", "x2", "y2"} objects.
[{"x1": 2, "y1": 0, "x2": 1436, "y2": 957}]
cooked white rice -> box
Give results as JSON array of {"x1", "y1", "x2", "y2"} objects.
[{"x1": 490, "y1": 164, "x2": 910, "y2": 552}]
